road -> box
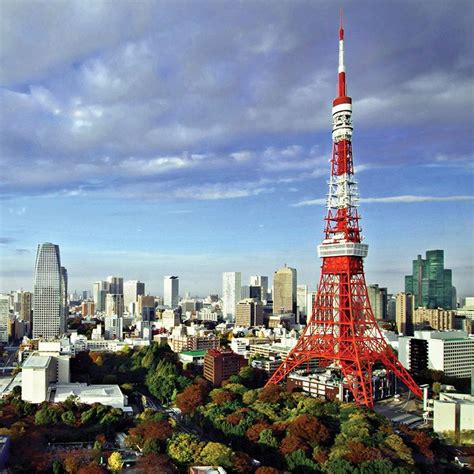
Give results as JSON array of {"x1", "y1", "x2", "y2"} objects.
[{"x1": 137, "y1": 390, "x2": 261, "y2": 467}]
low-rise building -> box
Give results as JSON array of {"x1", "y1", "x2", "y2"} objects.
[
  {"x1": 413, "y1": 308, "x2": 455, "y2": 331},
  {"x1": 398, "y1": 330, "x2": 474, "y2": 378},
  {"x1": 203, "y1": 349, "x2": 247, "y2": 386},
  {"x1": 287, "y1": 368, "x2": 395, "y2": 403},
  {"x1": 433, "y1": 393, "x2": 474, "y2": 444},
  {"x1": 53, "y1": 383, "x2": 132, "y2": 413}
]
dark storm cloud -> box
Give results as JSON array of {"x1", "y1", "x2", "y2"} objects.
[{"x1": 0, "y1": 0, "x2": 472, "y2": 200}]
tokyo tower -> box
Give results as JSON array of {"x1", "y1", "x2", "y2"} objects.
[{"x1": 266, "y1": 16, "x2": 422, "y2": 408}]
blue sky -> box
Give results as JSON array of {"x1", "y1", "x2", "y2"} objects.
[{"x1": 1, "y1": 1, "x2": 473, "y2": 297}]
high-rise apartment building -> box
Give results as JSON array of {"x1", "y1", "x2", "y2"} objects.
[
  {"x1": 235, "y1": 298, "x2": 264, "y2": 327},
  {"x1": 0, "y1": 295, "x2": 9, "y2": 343},
  {"x1": 105, "y1": 293, "x2": 124, "y2": 317},
  {"x1": 396, "y1": 292, "x2": 414, "y2": 336},
  {"x1": 106, "y1": 276, "x2": 123, "y2": 295},
  {"x1": 413, "y1": 308, "x2": 455, "y2": 331},
  {"x1": 16, "y1": 291, "x2": 32, "y2": 323},
  {"x1": 405, "y1": 250, "x2": 456, "y2": 310},
  {"x1": 367, "y1": 284, "x2": 387, "y2": 320},
  {"x1": 273, "y1": 265, "x2": 297, "y2": 315},
  {"x1": 164, "y1": 276, "x2": 179, "y2": 308},
  {"x1": 124, "y1": 280, "x2": 145, "y2": 308},
  {"x1": 222, "y1": 272, "x2": 241, "y2": 322},
  {"x1": 33, "y1": 243, "x2": 64, "y2": 340}
]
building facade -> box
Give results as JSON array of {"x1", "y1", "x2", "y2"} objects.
[
  {"x1": 105, "y1": 293, "x2": 124, "y2": 317},
  {"x1": 413, "y1": 308, "x2": 455, "y2": 331},
  {"x1": 235, "y1": 298, "x2": 264, "y2": 327},
  {"x1": 203, "y1": 349, "x2": 247, "y2": 385},
  {"x1": 0, "y1": 295, "x2": 9, "y2": 343},
  {"x1": 405, "y1": 250, "x2": 456, "y2": 310},
  {"x1": 396, "y1": 292, "x2": 414, "y2": 335},
  {"x1": 124, "y1": 280, "x2": 145, "y2": 309},
  {"x1": 164, "y1": 276, "x2": 179, "y2": 308},
  {"x1": 222, "y1": 272, "x2": 242, "y2": 322},
  {"x1": 367, "y1": 284, "x2": 387, "y2": 320},
  {"x1": 273, "y1": 266, "x2": 297, "y2": 315},
  {"x1": 33, "y1": 243, "x2": 64, "y2": 340}
]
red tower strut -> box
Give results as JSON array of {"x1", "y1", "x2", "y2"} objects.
[{"x1": 266, "y1": 16, "x2": 422, "y2": 408}]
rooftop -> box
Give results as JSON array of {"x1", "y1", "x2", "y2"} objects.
[
  {"x1": 179, "y1": 350, "x2": 208, "y2": 357},
  {"x1": 23, "y1": 354, "x2": 52, "y2": 369}
]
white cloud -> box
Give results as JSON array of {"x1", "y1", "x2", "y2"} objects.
[{"x1": 293, "y1": 195, "x2": 474, "y2": 207}]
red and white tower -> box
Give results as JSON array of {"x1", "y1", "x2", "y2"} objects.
[{"x1": 266, "y1": 16, "x2": 422, "y2": 408}]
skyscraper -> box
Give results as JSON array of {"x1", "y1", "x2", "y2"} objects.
[
  {"x1": 222, "y1": 272, "x2": 242, "y2": 322},
  {"x1": 124, "y1": 280, "x2": 145, "y2": 308},
  {"x1": 106, "y1": 276, "x2": 124, "y2": 295},
  {"x1": 273, "y1": 265, "x2": 297, "y2": 315},
  {"x1": 235, "y1": 298, "x2": 264, "y2": 327},
  {"x1": 367, "y1": 284, "x2": 387, "y2": 320},
  {"x1": 33, "y1": 242, "x2": 64, "y2": 340},
  {"x1": 250, "y1": 275, "x2": 269, "y2": 301},
  {"x1": 164, "y1": 276, "x2": 179, "y2": 308},
  {"x1": 105, "y1": 293, "x2": 124, "y2": 317},
  {"x1": 396, "y1": 292, "x2": 414, "y2": 336},
  {"x1": 297, "y1": 284, "x2": 308, "y2": 320},
  {"x1": 405, "y1": 250, "x2": 456, "y2": 310},
  {"x1": 0, "y1": 295, "x2": 9, "y2": 343},
  {"x1": 93, "y1": 281, "x2": 110, "y2": 312},
  {"x1": 61, "y1": 266, "x2": 68, "y2": 320}
]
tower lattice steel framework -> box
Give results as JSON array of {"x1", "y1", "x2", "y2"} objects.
[{"x1": 266, "y1": 16, "x2": 422, "y2": 408}]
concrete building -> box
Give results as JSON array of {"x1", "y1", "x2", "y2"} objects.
[
  {"x1": 104, "y1": 314, "x2": 124, "y2": 340},
  {"x1": 61, "y1": 266, "x2": 68, "y2": 321},
  {"x1": 81, "y1": 300, "x2": 95, "y2": 317},
  {"x1": 433, "y1": 393, "x2": 474, "y2": 444},
  {"x1": 235, "y1": 298, "x2": 263, "y2": 327},
  {"x1": 21, "y1": 354, "x2": 58, "y2": 403},
  {"x1": 398, "y1": 330, "x2": 474, "y2": 378},
  {"x1": 53, "y1": 383, "x2": 132, "y2": 412},
  {"x1": 396, "y1": 292, "x2": 414, "y2": 335},
  {"x1": 93, "y1": 281, "x2": 110, "y2": 312},
  {"x1": 33, "y1": 242, "x2": 64, "y2": 340},
  {"x1": 306, "y1": 290, "x2": 317, "y2": 321},
  {"x1": 164, "y1": 276, "x2": 179, "y2": 308},
  {"x1": 162, "y1": 309, "x2": 181, "y2": 330},
  {"x1": 367, "y1": 284, "x2": 387, "y2": 320},
  {"x1": 169, "y1": 328, "x2": 219, "y2": 353},
  {"x1": 106, "y1": 276, "x2": 123, "y2": 295},
  {"x1": 273, "y1": 265, "x2": 297, "y2": 316},
  {"x1": 123, "y1": 280, "x2": 145, "y2": 309},
  {"x1": 105, "y1": 293, "x2": 124, "y2": 318},
  {"x1": 203, "y1": 348, "x2": 247, "y2": 386},
  {"x1": 0, "y1": 295, "x2": 9, "y2": 343},
  {"x1": 413, "y1": 307, "x2": 455, "y2": 331},
  {"x1": 297, "y1": 284, "x2": 308, "y2": 320},
  {"x1": 137, "y1": 295, "x2": 155, "y2": 319},
  {"x1": 287, "y1": 368, "x2": 395, "y2": 403},
  {"x1": 250, "y1": 275, "x2": 269, "y2": 301},
  {"x1": 222, "y1": 272, "x2": 241, "y2": 322}
]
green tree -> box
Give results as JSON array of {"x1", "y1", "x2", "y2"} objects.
[
  {"x1": 323, "y1": 458, "x2": 354, "y2": 474},
  {"x1": 107, "y1": 452, "x2": 123, "y2": 473},
  {"x1": 167, "y1": 433, "x2": 204, "y2": 464},
  {"x1": 61, "y1": 410, "x2": 76, "y2": 426},
  {"x1": 199, "y1": 442, "x2": 234, "y2": 470},
  {"x1": 285, "y1": 449, "x2": 318, "y2": 473},
  {"x1": 258, "y1": 429, "x2": 279, "y2": 449}
]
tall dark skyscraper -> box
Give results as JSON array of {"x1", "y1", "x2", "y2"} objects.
[
  {"x1": 33, "y1": 242, "x2": 64, "y2": 339},
  {"x1": 405, "y1": 250, "x2": 456, "y2": 310}
]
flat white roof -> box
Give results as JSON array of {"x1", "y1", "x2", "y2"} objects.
[{"x1": 23, "y1": 354, "x2": 52, "y2": 369}]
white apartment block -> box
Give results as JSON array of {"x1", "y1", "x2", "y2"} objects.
[
  {"x1": 0, "y1": 295, "x2": 9, "y2": 343},
  {"x1": 222, "y1": 272, "x2": 241, "y2": 322}
]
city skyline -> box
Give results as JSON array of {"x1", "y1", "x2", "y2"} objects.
[{"x1": 1, "y1": 2, "x2": 473, "y2": 297}]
